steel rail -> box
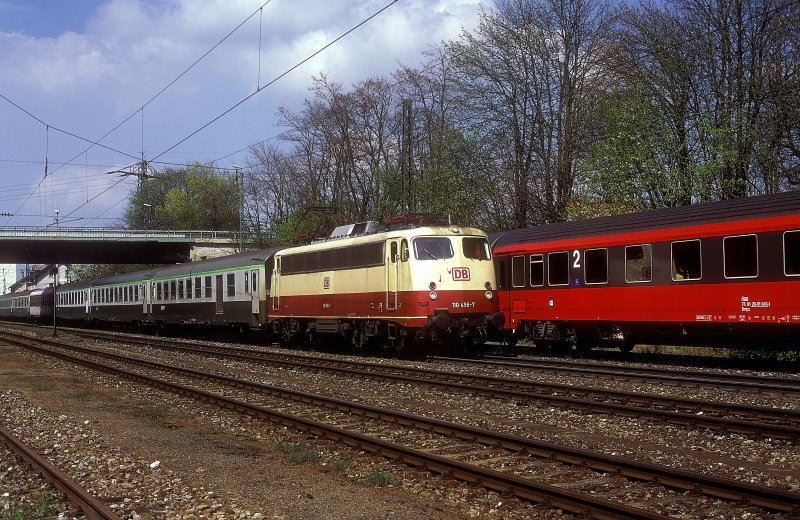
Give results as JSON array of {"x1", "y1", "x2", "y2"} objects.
[
  {"x1": 0, "y1": 331, "x2": 670, "y2": 520},
  {"x1": 0, "y1": 423, "x2": 121, "y2": 520},
  {"x1": 448, "y1": 355, "x2": 800, "y2": 395},
  {"x1": 71, "y1": 329, "x2": 800, "y2": 439}
]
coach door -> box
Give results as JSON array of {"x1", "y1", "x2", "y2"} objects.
[
  {"x1": 142, "y1": 283, "x2": 150, "y2": 318},
  {"x1": 272, "y1": 257, "x2": 281, "y2": 311},
  {"x1": 215, "y1": 274, "x2": 224, "y2": 314},
  {"x1": 250, "y1": 269, "x2": 259, "y2": 315},
  {"x1": 386, "y1": 239, "x2": 399, "y2": 310}
]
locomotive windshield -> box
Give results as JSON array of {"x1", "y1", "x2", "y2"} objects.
[
  {"x1": 413, "y1": 237, "x2": 454, "y2": 260},
  {"x1": 463, "y1": 237, "x2": 491, "y2": 260}
]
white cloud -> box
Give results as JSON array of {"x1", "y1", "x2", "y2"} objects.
[{"x1": 0, "y1": 0, "x2": 488, "y2": 225}]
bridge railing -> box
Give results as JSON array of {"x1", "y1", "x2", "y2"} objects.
[{"x1": 0, "y1": 227, "x2": 235, "y2": 240}]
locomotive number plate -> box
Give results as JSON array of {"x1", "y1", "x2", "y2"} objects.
[
  {"x1": 452, "y1": 301, "x2": 476, "y2": 308},
  {"x1": 452, "y1": 267, "x2": 470, "y2": 281}
]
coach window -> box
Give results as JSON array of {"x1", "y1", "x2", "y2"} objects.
[
  {"x1": 205, "y1": 276, "x2": 212, "y2": 298},
  {"x1": 724, "y1": 235, "x2": 758, "y2": 278},
  {"x1": 227, "y1": 273, "x2": 236, "y2": 297},
  {"x1": 171, "y1": 280, "x2": 177, "y2": 300},
  {"x1": 785, "y1": 230, "x2": 800, "y2": 276},
  {"x1": 548, "y1": 252, "x2": 570, "y2": 286},
  {"x1": 671, "y1": 240, "x2": 702, "y2": 281},
  {"x1": 414, "y1": 237, "x2": 454, "y2": 260},
  {"x1": 529, "y1": 254, "x2": 544, "y2": 287},
  {"x1": 244, "y1": 271, "x2": 250, "y2": 292},
  {"x1": 625, "y1": 244, "x2": 653, "y2": 283},
  {"x1": 585, "y1": 248, "x2": 608, "y2": 284},
  {"x1": 156, "y1": 283, "x2": 162, "y2": 301},
  {"x1": 511, "y1": 255, "x2": 525, "y2": 287},
  {"x1": 463, "y1": 237, "x2": 491, "y2": 260}
]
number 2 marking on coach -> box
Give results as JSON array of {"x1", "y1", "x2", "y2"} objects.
[{"x1": 572, "y1": 250, "x2": 581, "y2": 269}]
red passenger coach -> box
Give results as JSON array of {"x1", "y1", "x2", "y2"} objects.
[
  {"x1": 269, "y1": 220, "x2": 505, "y2": 350},
  {"x1": 491, "y1": 191, "x2": 800, "y2": 352}
]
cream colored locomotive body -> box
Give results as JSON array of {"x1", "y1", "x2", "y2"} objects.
[{"x1": 269, "y1": 224, "x2": 503, "y2": 348}]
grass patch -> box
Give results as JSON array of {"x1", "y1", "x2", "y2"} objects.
[
  {"x1": 30, "y1": 378, "x2": 54, "y2": 392},
  {"x1": 34, "y1": 493, "x2": 57, "y2": 516},
  {"x1": 132, "y1": 401, "x2": 171, "y2": 420},
  {"x1": 330, "y1": 459, "x2": 350, "y2": 472},
  {"x1": 0, "y1": 508, "x2": 25, "y2": 520},
  {"x1": 272, "y1": 442, "x2": 320, "y2": 463},
  {"x1": 0, "y1": 493, "x2": 58, "y2": 520},
  {"x1": 364, "y1": 471, "x2": 394, "y2": 487},
  {"x1": 70, "y1": 389, "x2": 93, "y2": 400}
]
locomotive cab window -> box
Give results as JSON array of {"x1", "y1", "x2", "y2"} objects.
[
  {"x1": 785, "y1": 230, "x2": 800, "y2": 276},
  {"x1": 626, "y1": 244, "x2": 652, "y2": 283},
  {"x1": 548, "y1": 251, "x2": 569, "y2": 286},
  {"x1": 529, "y1": 254, "x2": 544, "y2": 287},
  {"x1": 413, "y1": 237, "x2": 453, "y2": 260},
  {"x1": 671, "y1": 240, "x2": 702, "y2": 281},
  {"x1": 724, "y1": 235, "x2": 758, "y2": 278},
  {"x1": 511, "y1": 255, "x2": 525, "y2": 287},
  {"x1": 584, "y1": 248, "x2": 608, "y2": 285},
  {"x1": 463, "y1": 237, "x2": 491, "y2": 261}
]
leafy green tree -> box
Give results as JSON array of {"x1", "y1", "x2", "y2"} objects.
[{"x1": 125, "y1": 163, "x2": 240, "y2": 231}]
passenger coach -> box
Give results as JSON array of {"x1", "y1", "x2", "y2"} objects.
[{"x1": 492, "y1": 191, "x2": 800, "y2": 351}]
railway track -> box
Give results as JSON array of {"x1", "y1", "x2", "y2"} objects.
[
  {"x1": 436, "y1": 354, "x2": 800, "y2": 395},
  {"x1": 3, "y1": 329, "x2": 800, "y2": 518},
  {"x1": 1, "y1": 328, "x2": 669, "y2": 519},
  {"x1": 68, "y1": 328, "x2": 800, "y2": 440},
  {"x1": 0, "y1": 422, "x2": 120, "y2": 520}
]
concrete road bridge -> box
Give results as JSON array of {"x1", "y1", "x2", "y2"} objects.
[{"x1": 0, "y1": 227, "x2": 238, "y2": 264}]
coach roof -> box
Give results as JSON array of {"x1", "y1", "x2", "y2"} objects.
[{"x1": 491, "y1": 190, "x2": 800, "y2": 248}]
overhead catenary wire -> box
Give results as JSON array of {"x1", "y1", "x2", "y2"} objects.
[
  {"x1": 151, "y1": 0, "x2": 400, "y2": 162},
  {"x1": 0, "y1": 0, "x2": 277, "y2": 225}
]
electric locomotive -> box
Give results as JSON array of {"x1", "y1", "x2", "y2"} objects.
[
  {"x1": 270, "y1": 218, "x2": 505, "y2": 350},
  {"x1": 492, "y1": 191, "x2": 800, "y2": 352}
]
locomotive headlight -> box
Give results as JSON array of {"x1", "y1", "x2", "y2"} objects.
[
  {"x1": 485, "y1": 290, "x2": 493, "y2": 300},
  {"x1": 484, "y1": 282, "x2": 492, "y2": 290},
  {"x1": 429, "y1": 291, "x2": 438, "y2": 300},
  {"x1": 429, "y1": 282, "x2": 437, "y2": 290}
]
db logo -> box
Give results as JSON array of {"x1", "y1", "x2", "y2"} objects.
[
  {"x1": 452, "y1": 267, "x2": 470, "y2": 281},
  {"x1": 323, "y1": 276, "x2": 331, "y2": 290}
]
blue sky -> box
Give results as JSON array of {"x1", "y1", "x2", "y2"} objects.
[
  {"x1": 0, "y1": 0, "x2": 486, "y2": 228},
  {"x1": 0, "y1": 1, "x2": 107, "y2": 37}
]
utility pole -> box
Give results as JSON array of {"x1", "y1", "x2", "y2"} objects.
[
  {"x1": 52, "y1": 265, "x2": 58, "y2": 338},
  {"x1": 233, "y1": 164, "x2": 243, "y2": 251},
  {"x1": 400, "y1": 99, "x2": 413, "y2": 213}
]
